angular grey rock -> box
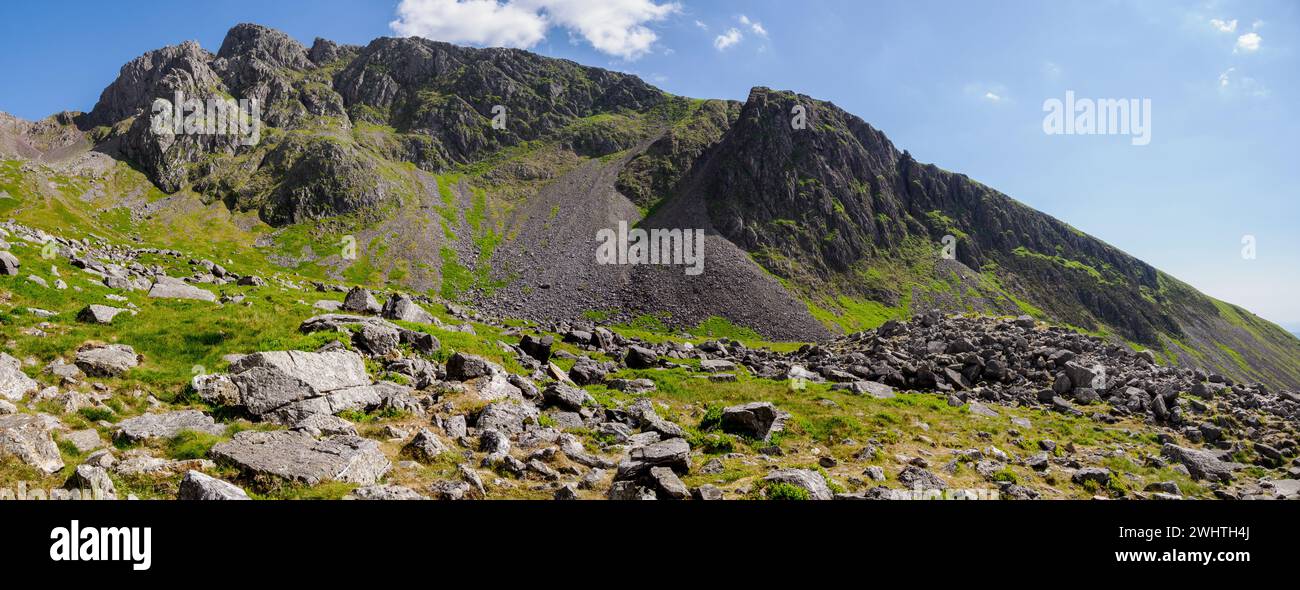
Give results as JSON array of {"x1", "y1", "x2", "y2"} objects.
[
  {"x1": 553, "y1": 483, "x2": 579, "y2": 500},
  {"x1": 476, "y1": 402, "x2": 539, "y2": 435},
  {"x1": 148, "y1": 279, "x2": 217, "y2": 302},
  {"x1": 177, "y1": 470, "x2": 250, "y2": 500},
  {"x1": 116, "y1": 410, "x2": 226, "y2": 443},
  {"x1": 719, "y1": 401, "x2": 788, "y2": 442},
  {"x1": 608, "y1": 480, "x2": 657, "y2": 500},
  {"x1": 77, "y1": 304, "x2": 127, "y2": 324},
  {"x1": 381, "y1": 294, "x2": 435, "y2": 324},
  {"x1": 0, "y1": 413, "x2": 64, "y2": 473},
  {"x1": 0, "y1": 251, "x2": 19, "y2": 275},
  {"x1": 402, "y1": 428, "x2": 449, "y2": 463},
  {"x1": 0, "y1": 352, "x2": 38, "y2": 401},
  {"x1": 542, "y1": 382, "x2": 591, "y2": 411},
  {"x1": 192, "y1": 373, "x2": 240, "y2": 406},
  {"x1": 693, "y1": 484, "x2": 723, "y2": 500},
  {"x1": 428, "y1": 479, "x2": 473, "y2": 500},
  {"x1": 74, "y1": 343, "x2": 140, "y2": 377},
  {"x1": 211, "y1": 430, "x2": 391, "y2": 486},
  {"x1": 341, "y1": 286, "x2": 381, "y2": 314},
  {"x1": 763, "y1": 468, "x2": 833, "y2": 500},
  {"x1": 624, "y1": 346, "x2": 657, "y2": 369},
  {"x1": 227, "y1": 349, "x2": 379, "y2": 423},
  {"x1": 66, "y1": 465, "x2": 117, "y2": 498},
  {"x1": 64, "y1": 429, "x2": 104, "y2": 453},
  {"x1": 648, "y1": 466, "x2": 689, "y2": 499},
  {"x1": 1162, "y1": 443, "x2": 1240, "y2": 482},
  {"x1": 627, "y1": 398, "x2": 685, "y2": 438},
  {"x1": 616, "y1": 437, "x2": 691, "y2": 480},
  {"x1": 834, "y1": 380, "x2": 895, "y2": 398},
  {"x1": 445, "y1": 352, "x2": 504, "y2": 381},
  {"x1": 897, "y1": 465, "x2": 948, "y2": 490},
  {"x1": 699, "y1": 359, "x2": 736, "y2": 373},
  {"x1": 1064, "y1": 361, "x2": 1104, "y2": 390},
  {"x1": 1072, "y1": 467, "x2": 1112, "y2": 487}
]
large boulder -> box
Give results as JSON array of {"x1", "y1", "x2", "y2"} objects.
[
  {"x1": 1162, "y1": 444, "x2": 1241, "y2": 482},
  {"x1": 210, "y1": 430, "x2": 391, "y2": 486},
  {"x1": 177, "y1": 470, "x2": 250, "y2": 500},
  {"x1": 74, "y1": 343, "x2": 140, "y2": 377},
  {"x1": 227, "y1": 349, "x2": 379, "y2": 424},
  {"x1": 77, "y1": 304, "x2": 128, "y2": 324},
  {"x1": 148, "y1": 278, "x2": 217, "y2": 302},
  {"x1": 719, "y1": 402, "x2": 788, "y2": 442},
  {"x1": 542, "y1": 382, "x2": 592, "y2": 412},
  {"x1": 342, "y1": 286, "x2": 381, "y2": 314},
  {"x1": 381, "y1": 294, "x2": 435, "y2": 324},
  {"x1": 0, "y1": 353, "x2": 38, "y2": 401},
  {"x1": 763, "y1": 468, "x2": 833, "y2": 500},
  {"x1": 0, "y1": 413, "x2": 64, "y2": 473},
  {"x1": 624, "y1": 346, "x2": 657, "y2": 369},
  {"x1": 0, "y1": 251, "x2": 18, "y2": 275},
  {"x1": 475, "y1": 402, "x2": 539, "y2": 435},
  {"x1": 115, "y1": 410, "x2": 226, "y2": 443},
  {"x1": 66, "y1": 465, "x2": 117, "y2": 498},
  {"x1": 616, "y1": 437, "x2": 691, "y2": 481},
  {"x1": 446, "y1": 352, "x2": 504, "y2": 381}
]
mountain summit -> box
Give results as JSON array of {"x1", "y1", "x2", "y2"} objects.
[{"x1": 3, "y1": 23, "x2": 1297, "y2": 389}]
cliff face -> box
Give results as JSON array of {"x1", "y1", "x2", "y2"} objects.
[{"x1": 15, "y1": 24, "x2": 1298, "y2": 389}]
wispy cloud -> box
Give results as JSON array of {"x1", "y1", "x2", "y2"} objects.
[
  {"x1": 1209, "y1": 18, "x2": 1238, "y2": 33},
  {"x1": 713, "y1": 27, "x2": 743, "y2": 50}
]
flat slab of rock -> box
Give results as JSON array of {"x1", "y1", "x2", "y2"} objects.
[
  {"x1": 227, "y1": 349, "x2": 379, "y2": 424},
  {"x1": 0, "y1": 352, "x2": 38, "y2": 401},
  {"x1": 64, "y1": 429, "x2": 104, "y2": 453},
  {"x1": 1162, "y1": 443, "x2": 1242, "y2": 482},
  {"x1": 178, "y1": 470, "x2": 250, "y2": 500},
  {"x1": 148, "y1": 279, "x2": 217, "y2": 302},
  {"x1": 211, "y1": 430, "x2": 391, "y2": 486},
  {"x1": 116, "y1": 410, "x2": 226, "y2": 443},
  {"x1": 0, "y1": 413, "x2": 64, "y2": 473},
  {"x1": 77, "y1": 304, "x2": 127, "y2": 324},
  {"x1": 834, "y1": 380, "x2": 895, "y2": 399},
  {"x1": 74, "y1": 343, "x2": 140, "y2": 377}
]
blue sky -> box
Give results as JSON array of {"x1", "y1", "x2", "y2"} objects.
[{"x1": 1, "y1": 0, "x2": 1296, "y2": 331}]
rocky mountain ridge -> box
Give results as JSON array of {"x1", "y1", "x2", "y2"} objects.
[{"x1": 1, "y1": 22, "x2": 1296, "y2": 393}]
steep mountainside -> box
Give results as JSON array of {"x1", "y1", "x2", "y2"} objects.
[{"x1": 1, "y1": 23, "x2": 1297, "y2": 389}]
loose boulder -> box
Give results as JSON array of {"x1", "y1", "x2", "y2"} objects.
[
  {"x1": 115, "y1": 410, "x2": 226, "y2": 443},
  {"x1": 0, "y1": 352, "x2": 38, "y2": 401},
  {"x1": 74, "y1": 343, "x2": 140, "y2": 377},
  {"x1": 210, "y1": 430, "x2": 391, "y2": 487},
  {"x1": 178, "y1": 470, "x2": 250, "y2": 500},
  {"x1": 719, "y1": 402, "x2": 788, "y2": 442}
]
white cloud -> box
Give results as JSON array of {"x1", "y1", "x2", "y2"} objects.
[
  {"x1": 714, "y1": 27, "x2": 743, "y2": 50},
  {"x1": 738, "y1": 14, "x2": 768, "y2": 37},
  {"x1": 1235, "y1": 32, "x2": 1262, "y2": 53},
  {"x1": 693, "y1": 20, "x2": 708, "y2": 30},
  {"x1": 389, "y1": 0, "x2": 681, "y2": 60},
  {"x1": 963, "y1": 82, "x2": 1009, "y2": 104},
  {"x1": 1252, "y1": 19, "x2": 1265, "y2": 30},
  {"x1": 1209, "y1": 18, "x2": 1238, "y2": 33}
]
